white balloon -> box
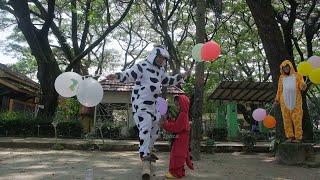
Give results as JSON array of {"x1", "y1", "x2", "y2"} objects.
[
  {"x1": 76, "y1": 77, "x2": 104, "y2": 107},
  {"x1": 54, "y1": 72, "x2": 83, "y2": 97},
  {"x1": 307, "y1": 56, "x2": 320, "y2": 69}
]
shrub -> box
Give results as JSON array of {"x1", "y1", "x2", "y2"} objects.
[
  {"x1": 206, "y1": 128, "x2": 227, "y2": 141},
  {"x1": 269, "y1": 137, "x2": 280, "y2": 157},
  {"x1": 128, "y1": 126, "x2": 139, "y2": 139},
  {"x1": 99, "y1": 144, "x2": 113, "y2": 151},
  {"x1": 0, "y1": 111, "x2": 45, "y2": 136},
  {"x1": 0, "y1": 111, "x2": 82, "y2": 137},
  {"x1": 101, "y1": 122, "x2": 121, "y2": 139},
  {"x1": 81, "y1": 142, "x2": 96, "y2": 150},
  {"x1": 57, "y1": 120, "x2": 83, "y2": 137},
  {"x1": 241, "y1": 131, "x2": 257, "y2": 153},
  {"x1": 204, "y1": 138, "x2": 216, "y2": 154}
]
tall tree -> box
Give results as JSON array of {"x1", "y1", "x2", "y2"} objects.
[
  {"x1": 246, "y1": 0, "x2": 314, "y2": 140},
  {"x1": 272, "y1": 0, "x2": 320, "y2": 140},
  {"x1": 190, "y1": 0, "x2": 206, "y2": 160},
  {"x1": 0, "y1": 0, "x2": 133, "y2": 116},
  {"x1": 142, "y1": 0, "x2": 192, "y2": 74}
]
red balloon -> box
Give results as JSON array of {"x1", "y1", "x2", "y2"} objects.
[{"x1": 201, "y1": 41, "x2": 221, "y2": 61}]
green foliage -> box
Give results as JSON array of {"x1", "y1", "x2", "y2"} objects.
[
  {"x1": 206, "y1": 128, "x2": 228, "y2": 141},
  {"x1": 1, "y1": 0, "x2": 319, "y2": 141},
  {"x1": 99, "y1": 144, "x2": 113, "y2": 151},
  {"x1": 0, "y1": 111, "x2": 51, "y2": 136},
  {"x1": 269, "y1": 137, "x2": 281, "y2": 157},
  {"x1": 82, "y1": 132, "x2": 96, "y2": 150},
  {"x1": 307, "y1": 95, "x2": 320, "y2": 129},
  {"x1": 57, "y1": 121, "x2": 83, "y2": 137},
  {"x1": 81, "y1": 142, "x2": 96, "y2": 150},
  {"x1": 128, "y1": 126, "x2": 139, "y2": 139},
  {"x1": 101, "y1": 121, "x2": 121, "y2": 139},
  {"x1": 56, "y1": 98, "x2": 80, "y2": 121},
  {"x1": 7, "y1": 50, "x2": 38, "y2": 80},
  {"x1": 0, "y1": 111, "x2": 82, "y2": 137},
  {"x1": 314, "y1": 130, "x2": 320, "y2": 143},
  {"x1": 240, "y1": 131, "x2": 257, "y2": 153},
  {"x1": 168, "y1": 106, "x2": 179, "y2": 118},
  {"x1": 204, "y1": 138, "x2": 216, "y2": 154}
]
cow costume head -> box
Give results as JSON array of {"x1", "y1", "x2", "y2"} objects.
[{"x1": 147, "y1": 45, "x2": 170, "y2": 67}]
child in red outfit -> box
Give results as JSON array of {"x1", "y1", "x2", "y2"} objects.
[{"x1": 160, "y1": 95, "x2": 194, "y2": 179}]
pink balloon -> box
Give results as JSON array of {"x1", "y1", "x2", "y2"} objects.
[
  {"x1": 156, "y1": 97, "x2": 168, "y2": 115},
  {"x1": 252, "y1": 108, "x2": 267, "y2": 121},
  {"x1": 201, "y1": 41, "x2": 221, "y2": 62},
  {"x1": 307, "y1": 56, "x2": 320, "y2": 69}
]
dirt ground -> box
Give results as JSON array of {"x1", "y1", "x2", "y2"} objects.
[{"x1": 0, "y1": 148, "x2": 319, "y2": 180}]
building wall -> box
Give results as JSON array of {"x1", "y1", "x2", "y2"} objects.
[
  {"x1": 0, "y1": 96, "x2": 10, "y2": 111},
  {"x1": 97, "y1": 91, "x2": 178, "y2": 136},
  {"x1": 101, "y1": 91, "x2": 131, "y2": 104}
]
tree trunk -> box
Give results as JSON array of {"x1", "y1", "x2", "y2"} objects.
[
  {"x1": 246, "y1": 0, "x2": 289, "y2": 140},
  {"x1": 301, "y1": 92, "x2": 313, "y2": 140},
  {"x1": 9, "y1": 0, "x2": 61, "y2": 116},
  {"x1": 246, "y1": 0, "x2": 313, "y2": 141},
  {"x1": 36, "y1": 34, "x2": 61, "y2": 116},
  {"x1": 191, "y1": 0, "x2": 206, "y2": 160}
]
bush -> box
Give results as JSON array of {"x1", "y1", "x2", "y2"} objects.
[
  {"x1": 206, "y1": 128, "x2": 227, "y2": 141},
  {"x1": 0, "y1": 111, "x2": 47, "y2": 136},
  {"x1": 81, "y1": 142, "x2": 96, "y2": 150},
  {"x1": 0, "y1": 111, "x2": 83, "y2": 137},
  {"x1": 101, "y1": 122, "x2": 121, "y2": 139},
  {"x1": 128, "y1": 126, "x2": 139, "y2": 139},
  {"x1": 57, "y1": 120, "x2": 83, "y2": 137},
  {"x1": 241, "y1": 131, "x2": 257, "y2": 153},
  {"x1": 99, "y1": 144, "x2": 113, "y2": 151},
  {"x1": 269, "y1": 137, "x2": 280, "y2": 157},
  {"x1": 204, "y1": 138, "x2": 216, "y2": 154},
  {"x1": 314, "y1": 130, "x2": 320, "y2": 142}
]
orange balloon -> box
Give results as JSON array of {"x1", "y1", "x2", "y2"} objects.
[{"x1": 263, "y1": 115, "x2": 276, "y2": 128}]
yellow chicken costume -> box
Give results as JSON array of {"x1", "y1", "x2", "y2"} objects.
[{"x1": 275, "y1": 60, "x2": 307, "y2": 141}]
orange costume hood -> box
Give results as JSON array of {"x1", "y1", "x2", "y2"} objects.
[{"x1": 280, "y1": 60, "x2": 296, "y2": 76}]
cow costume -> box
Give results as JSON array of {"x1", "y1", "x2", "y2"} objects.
[{"x1": 114, "y1": 46, "x2": 185, "y2": 160}]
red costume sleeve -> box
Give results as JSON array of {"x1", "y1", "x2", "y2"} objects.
[{"x1": 163, "y1": 112, "x2": 188, "y2": 133}]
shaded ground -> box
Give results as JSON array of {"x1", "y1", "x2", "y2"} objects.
[{"x1": 0, "y1": 148, "x2": 319, "y2": 180}]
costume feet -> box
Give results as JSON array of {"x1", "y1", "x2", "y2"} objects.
[
  {"x1": 292, "y1": 139, "x2": 302, "y2": 143},
  {"x1": 165, "y1": 172, "x2": 178, "y2": 179},
  {"x1": 150, "y1": 153, "x2": 159, "y2": 161},
  {"x1": 285, "y1": 138, "x2": 294, "y2": 143},
  {"x1": 151, "y1": 147, "x2": 158, "y2": 152},
  {"x1": 142, "y1": 155, "x2": 156, "y2": 162}
]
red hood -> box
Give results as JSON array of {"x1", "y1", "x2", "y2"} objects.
[{"x1": 178, "y1": 95, "x2": 190, "y2": 113}]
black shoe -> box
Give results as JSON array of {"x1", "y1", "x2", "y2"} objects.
[{"x1": 150, "y1": 153, "x2": 159, "y2": 160}]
